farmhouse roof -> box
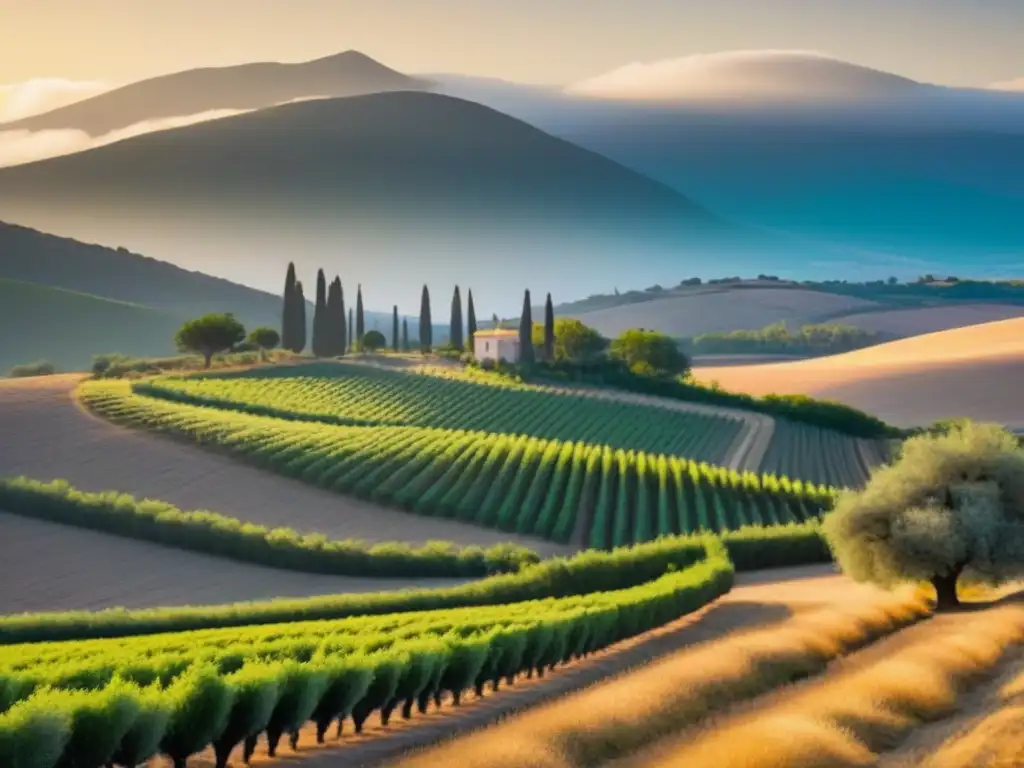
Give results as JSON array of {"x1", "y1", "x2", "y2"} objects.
[{"x1": 474, "y1": 329, "x2": 519, "y2": 337}]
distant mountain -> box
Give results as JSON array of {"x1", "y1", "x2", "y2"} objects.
[
  {"x1": 0, "y1": 277, "x2": 182, "y2": 374},
  {"x1": 0, "y1": 221, "x2": 287, "y2": 325},
  {"x1": 0, "y1": 91, "x2": 781, "y2": 314},
  {"x1": 0, "y1": 50, "x2": 430, "y2": 136}
]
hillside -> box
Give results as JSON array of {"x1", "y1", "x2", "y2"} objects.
[
  {"x1": 0, "y1": 277, "x2": 181, "y2": 374},
  {"x1": 0, "y1": 50, "x2": 429, "y2": 136},
  {"x1": 693, "y1": 318, "x2": 1024, "y2": 429},
  {"x1": 0, "y1": 91, "x2": 780, "y2": 313}
]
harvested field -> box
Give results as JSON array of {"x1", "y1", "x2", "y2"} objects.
[
  {"x1": 623, "y1": 597, "x2": 1024, "y2": 768},
  {"x1": 0, "y1": 513, "x2": 466, "y2": 614},
  {"x1": 694, "y1": 318, "x2": 1024, "y2": 429},
  {"x1": 827, "y1": 302, "x2": 1024, "y2": 338},
  {"x1": 0, "y1": 375, "x2": 572, "y2": 556},
  {"x1": 573, "y1": 287, "x2": 878, "y2": 339}
]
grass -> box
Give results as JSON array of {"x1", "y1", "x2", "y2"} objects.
[
  {"x1": 627, "y1": 603, "x2": 1024, "y2": 768},
  {"x1": 395, "y1": 591, "x2": 930, "y2": 768}
]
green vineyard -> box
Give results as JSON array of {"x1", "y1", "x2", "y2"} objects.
[
  {"x1": 135, "y1": 362, "x2": 744, "y2": 465},
  {"x1": 0, "y1": 540, "x2": 732, "y2": 768},
  {"x1": 762, "y1": 421, "x2": 884, "y2": 488},
  {"x1": 80, "y1": 381, "x2": 836, "y2": 547}
]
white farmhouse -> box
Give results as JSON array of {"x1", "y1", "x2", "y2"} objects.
[{"x1": 473, "y1": 328, "x2": 521, "y2": 364}]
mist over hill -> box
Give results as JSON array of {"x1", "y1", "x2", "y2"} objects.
[{"x1": 0, "y1": 91, "x2": 789, "y2": 315}]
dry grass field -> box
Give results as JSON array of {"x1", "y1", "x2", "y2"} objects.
[
  {"x1": 0, "y1": 513, "x2": 466, "y2": 613},
  {"x1": 0, "y1": 375, "x2": 571, "y2": 556},
  {"x1": 827, "y1": 302, "x2": 1024, "y2": 338},
  {"x1": 572, "y1": 287, "x2": 878, "y2": 339},
  {"x1": 694, "y1": 318, "x2": 1024, "y2": 429}
]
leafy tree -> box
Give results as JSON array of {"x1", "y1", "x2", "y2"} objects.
[
  {"x1": 281, "y1": 262, "x2": 297, "y2": 352},
  {"x1": 450, "y1": 286, "x2": 464, "y2": 350},
  {"x1": 324, "y1": 277, "x2": 341, "y2": 356},
  {"x1": 247, "y1": 327, "x2": 280, "y2": 361},
  {"x1": 175, "y1": 313, "x2": 245, "y2": 369},
  {"x1": 294, "y1": 282, "x2": 306, "y2": 354},
  {"x1": 402, "y1": 318, "x2": 410, "y2": 352},
  {"x1": 543, "y1": 293, "x2": 555, "y2": 361},
  {"x1": 362, "y1": 330, "x2": 387, "y2": 351},
  {"x1": 547, "y1": 318, "x2": 607, "y2": 361},
  {"x1": 519, "y1": 289, "x2": 535, "y2": 364},
  {"x1": 347, "y1": 308, "x2": 353, "y2": 354},
  {"x1": 419, "y1": 285, "x2": 433, "y2": 353},
  {"x1": 355, "y1": 285, "x2": 365, "y2": 351},
  {"x1": 466, "y1": 289, "x2": 477, "y2": 351},
  {"x1": 392, "y1": 306, "x2": 399, "y2": 352},
  {"x1": 823, "y1": 421, "x2": 1024, "y2": 610},
  {"x1": 312, "y1": 269, "x2": 328, "y2": 357},
  {"x1": 609, "y1": 328, "x2": 689, "y2": 376}
]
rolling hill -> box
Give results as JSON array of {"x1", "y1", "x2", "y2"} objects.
[
  {"x1": 0, "y1": 50, "x2": 429, "y2": 136},
  {"x1": 0, "y1": 91, "x2": 781, "y2": 314},
  {"x1": 0, "y1": 277, "x2": 182, "y2": 373},
  {"x1": 693, "y1": 318, "x2": 1024, "y2": 430}
]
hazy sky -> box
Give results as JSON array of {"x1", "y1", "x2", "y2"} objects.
[{"x1": 2, "y1": 0, "x2": 1023, "y2": 88}]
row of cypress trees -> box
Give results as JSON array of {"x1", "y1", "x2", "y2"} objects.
[
  {"x1": 518, "y1": 290, "x2": 556, "y2": 363},
  {"x1": 282, "y1": 263, "x2": 484, "y2": 356}
]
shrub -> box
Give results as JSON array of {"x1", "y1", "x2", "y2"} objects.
[
  {"x1": 361, "y1": 330, "x2": 387, "y2": 352},
  {"x1": 8, "y1": 360, "x2": 56, "y2": 378}
]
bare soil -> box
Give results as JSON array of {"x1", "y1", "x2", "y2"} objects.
[
  {"x1": 694, "y1": 318, "x2": 1024, "y2": 429},
  {"x1": 0, "y1": 513, "x2": 468, "y2": 614},
  {"x1": 0, "y1": 375, "x2": 572, "y2": 556}
]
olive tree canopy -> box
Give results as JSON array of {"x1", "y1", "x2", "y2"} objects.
[{"x1": 823, "y1": 421, "x2": 1024, "y2": 610}]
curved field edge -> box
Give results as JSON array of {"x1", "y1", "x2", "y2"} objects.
[
  {"x1": 0, "y1": 477, "x2": 538, "y2": 580},
  {"x1": 77, "y1": 380, "x2": 837, "y2": 549},
  {"x1": 393, "y1": 591, "x2": 930, "y2": 768},
  {"x1": 0, "y1": 520, "x2": 829, "y2": 645},
  {"x1": 623, "y1": 601, "x2": 1024, "y2": 768},
  {"x1": 0, "y1": 542, "x2": 735, "y2": 768}
]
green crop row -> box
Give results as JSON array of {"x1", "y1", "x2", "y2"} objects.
[
  {"x1": 0, "y1": 477, "x2": 538, "y2": 579},
  {"x1": 135, "y1": 360, "x2": 743, "y2": 465},
  {"x1": 0, "y1": 542, "x2": 733, "y2": 768},
  {"x1": 79, "y1": 381, "x2": 836, "y2": 548},
  {"x1": 0, "y1": 517, "x2": 828, "y2": 646},
  {"x1": 761, "y1": 421, "x2": 882, "y2": 489}
]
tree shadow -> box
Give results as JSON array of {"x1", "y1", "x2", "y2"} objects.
[{"x1": 947, "y1": 585, "x2": 1024, "y2": 613}]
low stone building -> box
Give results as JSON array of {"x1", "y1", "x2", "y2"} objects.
[{"x1": 473, "y1": 328, "x2": 521, "y2": 363}]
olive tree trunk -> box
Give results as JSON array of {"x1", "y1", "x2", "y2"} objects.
[{"x1": 931, "y1": 564, "x2": 965, "y2": 610}]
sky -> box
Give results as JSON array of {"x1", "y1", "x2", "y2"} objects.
[{"x1": 2, "y1": 0, "x2": 1023, "y2": 90}]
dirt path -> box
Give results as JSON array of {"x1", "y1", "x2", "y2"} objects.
[
  {"x1": 0, "y1": 376, "x2": 571, "y2": 557},
  {"x1": 0, "y1": 514, "x2": 469, "y2": 614},
  {"x1": 159, "y1": 565, "x2": 891, "y2": 768}
]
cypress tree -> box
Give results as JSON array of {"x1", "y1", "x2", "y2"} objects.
[
  {"x1": 519, "y1": 289, "x2": 535, "y2": 364},
  {"x1": 294, "y1": 281, "x2": 307, "y2": 353},
  {"x1": 338, "y1": 282, "x2": 347, "y2": 357},
  {"x1": 392, "y1": 306, "x2": 399, "y2": 351},
  {"x1": 466, "y1": 289, "x2": 477, "y2": 352},
  {"x1": 355, "y1": 285, "x2": 365, "y2": 351},
  {"x1": 450, "y1": 286, "x2": 463, "y2": 350},
  {"x1": 326, "y1": 277, "x2": 342, "y2": 356},
  {"x1": 419, "y1": 285, "x2": 432, "y2": 353},
  {"x1": 348, "y1": 308, "x2": 354, "y2": 353},
  {"x1": 281, "y1": 262, "x2": 297, "y2": 352},
  {"x1": 402, "y1": 318, "x2": 410, "y2": 352},
  {"x1": 312, "y1": 269, "x2": 328, "y2": 357},
  {"x1": 544, "y1": 292, "x2": 555, "y2": 361}
]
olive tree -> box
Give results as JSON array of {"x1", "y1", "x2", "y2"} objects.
[
  {"x1": 823, "y1": 421, "x2": 1024, "y2": 610},
  {"x1": 174, "y1": 313, "x2": 246, "y2": 369}
]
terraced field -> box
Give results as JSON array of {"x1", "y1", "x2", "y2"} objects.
[
  {"x1": 81, "y1": 378, "x2": 836, "y2": 548},
  {"x1": 136, "y1": 362, "x2": 746, "y2": 465}
]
